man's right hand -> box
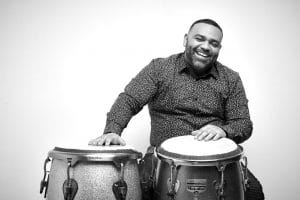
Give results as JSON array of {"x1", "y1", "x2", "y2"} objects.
[{"x1": 88, "y1": 133, "x2": 126, "y2": 146}]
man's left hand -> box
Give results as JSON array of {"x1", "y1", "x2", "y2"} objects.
[{"x1": 192, "y1": 124, "x2": 226, "y2": 141}]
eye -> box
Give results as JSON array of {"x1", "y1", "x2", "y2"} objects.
[
  {"x1": 195, "y1": 36, "x2": 205, "y2": 42},
  {"x1": 210, "y1": 41, "x2": 220, "y2": 48}
]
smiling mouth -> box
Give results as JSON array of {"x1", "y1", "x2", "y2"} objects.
[{"x1": 195, "y1": 51, "x2": 210, "y2": 59}]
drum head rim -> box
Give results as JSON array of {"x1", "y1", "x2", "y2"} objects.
[
  {"x1": 53, "y1": 146, "x2": 140, "y2": 154},
  {"x1": 49, "y1": 146, "x2": 142, "y2": 163},
  {"x1": 156, "y1": 145, "x2": 243, "y2": 164}
]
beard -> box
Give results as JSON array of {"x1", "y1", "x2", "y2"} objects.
[{"x1": 184, "y1": 45, "x2": 218, "y2": 75}]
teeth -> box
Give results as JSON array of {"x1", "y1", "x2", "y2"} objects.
[{"x1": 196, "y1": 51, "x2": 209, "y2": 57}]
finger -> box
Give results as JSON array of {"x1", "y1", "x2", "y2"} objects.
[
  {"x1": 193, "y1": 127, "x2": 206, "y2": 138},
  {"x1": 110, "y1": 136, "x2": 126, "y2": 146},
  {"x1": 191, "y1": 130, "x2": 200, "y2": 136},
  {"x1": 192, "y1": 130, "x2": 200, "y2": 139},
  {"x1": 195, "y1": 125, "x2": 209, "y2": 138},
  {"x1": 105, "y1": 137, "x2": 112, "y2": 146},
  {"x1": 196, "y1": 130, "x2": 208, "y2": 141},
  {"x1": 96, "y1": 136, "x2": 106, "y2": 146},
  {"x1": 204, "y1": 132, "x2": 215, "y2": 141},
  {"x1": 213, "y1": 134, "x2": 221, "y2": 141},
  {"x1": 88, "y1": 139, "x2": 95, "y2": 145},
  {"x1": 89, "y1": 138, "x2": 101, "y2": 146}
]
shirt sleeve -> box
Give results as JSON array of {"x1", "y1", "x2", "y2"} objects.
[
  {"x1": 103, "y1": 60, "x2": 160, "y2": 135},
  {"x1": 217, "y1": 75, "x2": 253, "y2": 144}
]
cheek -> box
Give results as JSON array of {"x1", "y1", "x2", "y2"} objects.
[
  {"x1": 186, "y1": 46, "x2": 194, "y2": 56},
  {"x1": 212, "y1": 48, "x2": 221, "y2": 56},
  {"x1": 186, "y1": 39, "x2": 199, "y2": 47}
]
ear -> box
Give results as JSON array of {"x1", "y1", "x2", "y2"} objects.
[{"x1": 183, "y1": 34, "x2": 188, "y2": 47}]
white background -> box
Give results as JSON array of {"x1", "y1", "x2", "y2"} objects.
[{"x1": 1, "y1": 0, "x2": 299, "y2": 199}]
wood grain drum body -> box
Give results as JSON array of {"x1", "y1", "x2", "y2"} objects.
[
  {"x1": 154, "y1": 136, "x2": 247, "y2": 200},
  {"x1": 40, "y1": 145, "x2": 142, "y2": 200}
]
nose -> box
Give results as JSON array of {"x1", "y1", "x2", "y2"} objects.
[{"x1": 200, "y1": 41, "x2": 210, "y2": 51}]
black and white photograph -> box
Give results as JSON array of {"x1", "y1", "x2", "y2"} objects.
[{"x1": 0, "y1": 0, "x2": 299, "y2": 199}]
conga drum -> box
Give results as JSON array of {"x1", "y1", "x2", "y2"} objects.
[
  {"x1": 40, "y1": 144, "x2": 142, "y2": 200},
  {"x1": 154, "y1": 136, "x2": 248, "y2": 200}
]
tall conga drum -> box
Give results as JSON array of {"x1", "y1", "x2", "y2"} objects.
[
  {"x1": 40, "y1": 144, "x2": 142, "y2": 200},
  {"x1": 154, "y1": 136, "x2": 248, "y2": 200}
]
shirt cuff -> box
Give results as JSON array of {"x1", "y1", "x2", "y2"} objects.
[
  {"x1": 208, "y1": 121, "x2": 230, "y2": 138},
  {"x1": 103, "y1": 120, "x2": 123, "y2": 135},
  {"x1": 218, "y1": 125, "x2": 234, "y2": 139}
]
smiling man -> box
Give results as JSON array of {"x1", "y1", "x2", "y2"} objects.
[
  {"x1": 184, "y1": 20, "x2": 223, "y2": 76},
  {"x1": 89, "y1": 19, "x2": 264, "y2": 199}
]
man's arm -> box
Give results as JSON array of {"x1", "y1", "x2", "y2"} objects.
[
  {"x1": 218, "y1": 75, "x2": 253, "y2": 143},
  {"x1": 192, "y1": 75, "x2": 252, "y2": 144},
  {"x1": 89, "y1": 60, "x2": 160, "y2": 145}
]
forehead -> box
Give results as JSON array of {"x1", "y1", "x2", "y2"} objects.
[{"x1": 188, "y1": 23, "x2": 223, "y2": 42}]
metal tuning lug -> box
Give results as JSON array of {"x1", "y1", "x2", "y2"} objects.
[
  {"x1": 241, "y1": 156, "x2": 249, "y2": 191},
  {"x1": 112, "y1": 162, "x2": 128, "y2": 200},
  {"x1": 63, "y1": 161, "x2": 78, "y2": 200},
  {"x1": 213, "y1": 163, "x2": 227, "y2": 200},
  {"x1": 112, "y1": 179, "x2": 128, "y2": 200},
  {"x1": 112, "y1": 161, "x2": 128, "y2": 200},
  {"x1": 40, "y1": 157, "x2": 51, "y2": 198},
  {"x1": 63, "y1": 179, "x2": 78, "y2": 200},
  {"x1": 167, "y1": 163, "x2": 180, "y2": 200}
]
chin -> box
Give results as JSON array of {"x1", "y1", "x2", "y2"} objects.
[{"x1": 193, "y1": 61, "x2": 209, "y2": 71}]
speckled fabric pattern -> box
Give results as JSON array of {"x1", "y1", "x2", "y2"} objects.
[{"x1": 104, "y1": 53, "x2": 252, "y2": 146}]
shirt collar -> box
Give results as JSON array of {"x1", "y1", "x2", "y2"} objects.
[{"x1": 177, "y1": 53, "x2": 219, "y2": 79}]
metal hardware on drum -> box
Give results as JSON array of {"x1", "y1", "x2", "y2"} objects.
[
  {"x1": 154, "y1": 136, "x2": 246, "y2": 200},
  {"x1": 139, "y1": 158, "x2": 155, "y2": 190},
  {"x1": 62, "y1": 160, "x2": 78, "y2": 200},
  {"x1": 213, "y1": 163, "x2": 226, "y2": 200},
  {"x1": 112, "y1": 162, "x2": 128, "y2": 200},
  {"x1": 40, "y1": 157, "x2": 51, "y2": 198},
  {"x1": 40, "y1": 146, "x2": 143, "y2": 200},
  {"x1": 166, "y1": 163, "x2": 180, "y2": 200},
  {"x1": 139, "y1": 154, "x2": 158, "y2": 200},
  {"x1": 241, "y1": 156, "x2": 249, "y2": 191}
]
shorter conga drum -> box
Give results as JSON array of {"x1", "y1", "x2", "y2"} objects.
[
  {"x1": 40, "y1": 144, "x2": 142, "y2": 200},
  {"x1": 154, "y1": 136, "x2": 248, "y2": 200}
]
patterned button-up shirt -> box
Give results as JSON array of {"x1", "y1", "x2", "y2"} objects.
[{"x1": 104, "y1": 53, "x2": 252, "y2": 146}]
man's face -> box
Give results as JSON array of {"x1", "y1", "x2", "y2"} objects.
[{"x1": 184, "y1": 23, "x2": 222, "y2": 73}]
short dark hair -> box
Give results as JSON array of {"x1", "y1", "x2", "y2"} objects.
[{"x1": 189, "y1": 19, "x2": 223, "y2": 35}]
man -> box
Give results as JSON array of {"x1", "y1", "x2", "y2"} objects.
[{"x1": 89, "y1": 19, "x2": 264, "y2": 199}]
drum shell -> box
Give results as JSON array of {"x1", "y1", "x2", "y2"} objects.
[
  {"x1": 46, "y1": 158, "x2": 142, "y2": 200},
  {"x1": 154, "y1": 157, "x2": 244, "y2": 200}
]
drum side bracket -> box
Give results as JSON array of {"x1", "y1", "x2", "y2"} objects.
[
  {"x1": 139, "y1": 155, "x2": 156, "y2": 194},
  {"x1": 40, "y1": 157, "x2": 51, "y2": 198},
  {"x1": 112, "y1": 162, "x2": 128, "y2": 200},
  {"x1": 213, "y1": 163, "x2": 227, "y2": 200},
  {"x1": 241, "y1": 156, "x2": 249, "y2": 191},
  {"x1": 167, "y1": 163, "x2": 180, "y2": 200},
  {"x1": 62, "y1": 161, "x2": 78, "y2": 200}
]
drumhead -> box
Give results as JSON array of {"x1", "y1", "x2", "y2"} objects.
[
  {"x1": 53, "y1": 143, "x2": 136, "y2": 152},
  {"x1": 156, "y1": 136, "x2": 243, "y2": 163},
  {"x1": 48, "y1": 144, "x2": 142, "y2": 164}
]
